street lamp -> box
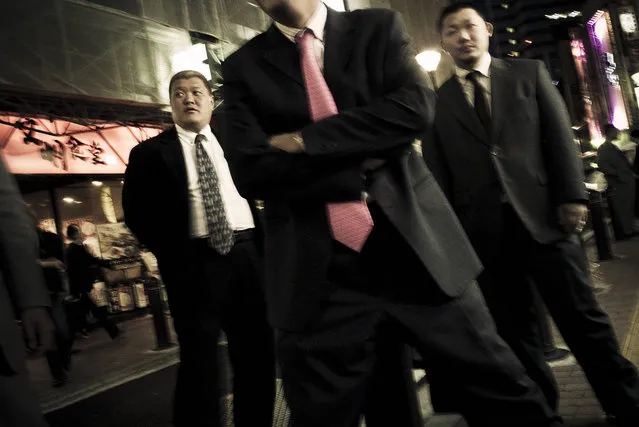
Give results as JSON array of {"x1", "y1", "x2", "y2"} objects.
[{"x1": 415, "y1": 50, "x2": 441, "y2": 89}]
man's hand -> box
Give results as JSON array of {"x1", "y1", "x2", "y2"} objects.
[
  {"x1": 22, "y1": 307, "x2": 55, "y2": 356},
  {"x1": 269, "y1": 133, "x2": 304, "y2": 153},
  {"x1": 557, "y1": 203, "x2": 588, "y2": 234}
]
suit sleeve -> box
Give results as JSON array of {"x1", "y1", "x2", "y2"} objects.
[
  {"x1": 221, "y1": 56, "x2": 364, "y2": 202},
  {"x1": 535, "y1": 60, "x2": 587, "y2": 204},
  {"x1": 123, "y1": 146, "x2": 162, "y2": 252},
  {"x1": 301, "y1": 11, "x2": 433, "y2": 157},
  {"x1": 421, "y1": 125, "x2": 453, "y2": 201},
  {"x1": 0, "y1": 156, "x2": 50, "y2": 311}
]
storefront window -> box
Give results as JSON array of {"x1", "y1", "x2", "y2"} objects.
[{"x1": 55, "y1": 179, "x2": 136, "y2": 259}]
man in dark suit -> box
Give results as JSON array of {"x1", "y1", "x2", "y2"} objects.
[
  {"x1": 122, "y1": 70, "x2": 275, "y2": 427},
  {"x1": 0, "y1": 155, "x2": 55, "y2": 427},
  {"x1": 598, "y1": 124, "x2": 637, "y2": 240},
  {"x1": 221, "y1": 1, "x2": 562, "y2": 426},
  {"x1": 425, "y1": 4, "x2": 639, "y2": 426}
]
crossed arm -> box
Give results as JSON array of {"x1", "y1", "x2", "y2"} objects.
[{"x1": 221, "y1": 11, "x2": 432, "y2": 202}]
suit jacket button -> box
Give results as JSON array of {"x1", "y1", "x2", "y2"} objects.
[{"x1": 490, "y1": 146, "x2": 501, "y2": 156}]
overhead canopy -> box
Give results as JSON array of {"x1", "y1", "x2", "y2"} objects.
[{"x1": 0, "y1": 114, "x2": 163, "y2": 175}]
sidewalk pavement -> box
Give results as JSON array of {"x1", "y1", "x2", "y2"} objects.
[
  {"x1": 27, "y1": 313, "x2": 180, "y2": 414},
  {"x1": 32, "y1": 238, "x2": 639, "y2": 426}
]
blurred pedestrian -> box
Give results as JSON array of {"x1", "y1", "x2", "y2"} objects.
[
  {"x1": 66, "y1": 224, "x2": 120, "y2": 340},
  {"x1": 26, "y1": 207, "x2": 73, "y2": 387},
  {"x1": 425, "y1": 4, "x2": 639, "y2": 426},
  {"x1": 0, "y1": 155, "x2": 55, "y2": 427},
  {"x1": 598, "y1": 124, "x2": 638, "y2": 240}
]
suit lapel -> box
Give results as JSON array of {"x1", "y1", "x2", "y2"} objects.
[
  {"x1": 323, "y1": 8, "x2": 354, "y2": 107},
  {"x1": 159, "y1": 127, "x2": 188, "y2": 186},
  {"x1": 490, "y1": 58, "x2": 517, "y2": 146},
  {"x1": 260, "y1": 25, "x2": 304, "y2": 87},
  {"x1": 440, "y1": 78, "x2": 490, "y2": 146}
]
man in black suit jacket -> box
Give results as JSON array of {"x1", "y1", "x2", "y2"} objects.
[
  {"x1": 122, "y1": 71, "x2": 275, "y2": 427},
  {"x1": 598, "y1": 124, "x2": 637, "y2": 240},
  {"x1": 0, "y1": 156, "x2": 55, "y2": 427},
  {"x1": 425, "y1": 4, "x2": 639, "y2": 426},
  {"x1": 221, "y1": 1, "x2": 561, "y2": 426}
]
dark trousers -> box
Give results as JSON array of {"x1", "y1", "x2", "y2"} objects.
[
  {"x1": 0, "y1": 371, "x2": 48, "y2": 427},
  {"x1": 77, "y1": 293, "x2": 119, "y2": 339},
  {"x1": 158, "y1": 236, "x2": 275, "y2": 427},
  {"x1": 473, "y1": 204, "x2": 639, "y2": 424},
  {"x1": 278, "y1": 205, "x2": 560, "y2": 427},
  {"x1": 45, "y1": 293, "x2": 73, "y2": 381}
]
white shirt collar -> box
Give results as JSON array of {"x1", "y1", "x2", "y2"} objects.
[
  {"x1": 175, "y1": 124, "x2": 214, "y2": 145},
  {"x1": 455, "y1": 52, "x2": 492, "y2": 81},
  {"x1": 275, "y1": 2, "x2": 327, "y2": 43}
]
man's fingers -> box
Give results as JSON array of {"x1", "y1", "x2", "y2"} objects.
[{"x1": 24, "y1": 320, "x2": 38, "y2": 352}]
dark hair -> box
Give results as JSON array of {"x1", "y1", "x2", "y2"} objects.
[
  {"x1": 168, "y1": 70, "x2": 211, "y2": 97},
  {"x1": 604, "y1": 123, "x2": 619, "y2": 140},
  {"x1": 67, "y1": 224, "x2": 81, "y2": 240},
  {"x1": 437, "y1": 2, "x2": 487, "y2": 33}
]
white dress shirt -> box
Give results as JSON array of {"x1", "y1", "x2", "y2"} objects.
[
  {"x1": 275, "y1": 2, "x2": 327, "y2": 71},
  {"x1": 455, "y1": 52, "x2": 492, "y2": 115},
  {"x1": 175, "y1": 124, "x2": 255, "y2": 238}
]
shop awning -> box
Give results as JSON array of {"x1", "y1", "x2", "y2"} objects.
[{"x1": 0, "y1": 114, "x2": 163, "y2": 174}]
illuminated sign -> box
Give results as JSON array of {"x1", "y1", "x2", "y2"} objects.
[
  {"x1": 619, "y1": 6, "x2": 639, "y2": 39},
  {"x1": 0, "y1": 115, "x2": 162, "y2": 174},
  {"x1": 588, "y1": 10, "x2": 629, "y2": 130},
  {"x1": 604, "y1": 52, "x2": 620, "y2": 88},
  {"x1": 546, "y1": 11, "x2": 582, "y2": 20}
]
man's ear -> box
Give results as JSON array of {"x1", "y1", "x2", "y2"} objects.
[{"x1": 486, "y1": 22, "x2": 494, "y2": 37}]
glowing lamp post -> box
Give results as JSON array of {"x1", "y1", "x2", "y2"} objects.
[{"x1": 416, "y1": 50, "x2": 441, "y2": 89}]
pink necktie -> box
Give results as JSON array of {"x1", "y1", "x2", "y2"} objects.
[{"x1": 297, "y1": 30, "x2": 373, "y2": 252}]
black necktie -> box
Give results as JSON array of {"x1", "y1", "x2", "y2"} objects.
[
  {"x1": 467, "y1": 71, "x2": 492, "y2": 136},
  {"x1": 194, "y1": 134, "x2": 234, "y2": 255}
]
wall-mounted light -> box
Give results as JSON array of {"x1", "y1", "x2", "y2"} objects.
[
  {"x1": 323, "y1": 0, "x2": 346, "y2": 11},
  {"x1": 91, "y1": 181, "x2": 103, "y2": 186},
  {"x1": 415, "y1": 50, "x2": 441, "y2": 72},
  {"x1": 62, "y1": 197, "x2": 83, "y2": 204},
  {"x1": 415, "y1": 50, "x2": 441, "y2": 89}
]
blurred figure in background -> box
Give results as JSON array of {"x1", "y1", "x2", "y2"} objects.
[
  {"x1": 598, "y1": 124, "x2": 638, "y2": 241},
  {"x1": 26, "y1": 207, "x2": 73, "y2": 388},
  {"x1": 66, "y1": 224, "x2": 120, "y2": 340},
  {"x1": 0, "y1": 155, "x2": 55, "y2": 427}
]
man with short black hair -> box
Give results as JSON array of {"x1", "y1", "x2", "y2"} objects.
[
  {"x1": 425, "y1": 3, "x2": 639, "y2": 426},
  {"x1": 123, "y1": 70, "x2": 275, "y2": 427}
]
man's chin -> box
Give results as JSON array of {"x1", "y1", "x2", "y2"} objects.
[{"x1": 456, "y1": 54, "x2": 480, "y2": 68}]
